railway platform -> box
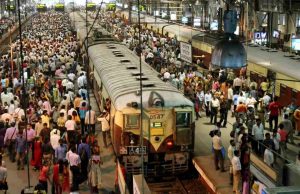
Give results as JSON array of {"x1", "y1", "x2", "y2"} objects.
[{"x1": 193, "y1": 155, "x2": 232, "y2": 194}]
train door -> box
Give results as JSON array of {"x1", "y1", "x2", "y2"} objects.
[
  {"x1": 250, "y1": 71, "x2": 265, "y2": 87},
  {"x1": 279, "y1": 84, "x2": 292, "y2": 107},
  {"x1": 292, "y1": 89, "x2": 300, "y2": 106}
]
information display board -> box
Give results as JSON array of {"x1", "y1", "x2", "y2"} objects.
[
  {"x1": 86, "y1": 3, "x2": 96, "y2": 11},
  {"x1": 36, "y1": 4, "x2": 47, "y2": 12},
  {"x1": 180, "y1": 42, "x2": 192, "y2": 63},
  {"x1": 55, "y1": 3, "x2": 64, "y2": 12}
]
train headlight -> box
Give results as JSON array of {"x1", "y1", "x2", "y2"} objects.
[{"x1": 166, "y1": 140, "x2": 174, "y2": 149}]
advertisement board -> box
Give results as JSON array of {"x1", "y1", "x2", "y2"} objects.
[{"x1": 180, "y1": 42, "x2": 192, "y2": 63}]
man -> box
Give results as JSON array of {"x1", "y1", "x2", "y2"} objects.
[
  {"x1": 227, "y1": 140, "x2": 235, "y2": 185},
  {"x1": 4, "y1": 122, "x2": 17, "y2": 162},
  {"x1": 252, "y1": 118, "x2": 264, "y2": 155},
  {"x1": 204, "y1": 91, "x2": 212, "y2": 117},
  {"x1": 232, "y1": 150, "x2": 241, "y2": 194},
  {"x1": 264, "y1": 144, "x2": 274, "y2": 167},
  {"x1": 280, "y1": 114, "x2": 294, "y2": 144},
  {"x1": 85, "y1": 106, "x2": 96, "y2": 134},
  {"x1": 210, "y1": 95, "x2": 220, "y2": 125},
  {"x1": 219, "y1": 97, "x2": 228, "y2": 127},
  {"x1": 227, "y1": 84, "x2": 234, "y2": 117},
  {"x1": 269, "y1": 96, "x2": 280, "y2": 131},
  {"x1": 50, "y1": 128, "x2": 60, "y2": 150},
  {"x1": 15, "y1": 129, "x2": 26, "y2": 170},
  {"x1": 66, "y1": 146, "x2": 81, "y2": 191},
  {"x1": 212, "y1": 130, "x2": 225, "y2": 172},
  {"x1": 54, "y1": 139, "x2": 67, "y2": 162},
  {"x1": 233, "y1": 76, "x2": 242, "y2": 92},
  {"x1": 39, "y1": 123, "x2": 51, "y2": 144},
  {"x1": 77, "y1": 137, "x2": 91, "y2": 182},
  {"x1": 97, "y1": 111, "x2": 110, "y2": 148},
  {"x1": 65, "y1": 115, "x2": 77, "y2": 143},
  {"x1": 278, "y1": 123, "x2": 288, "y2": 157}
]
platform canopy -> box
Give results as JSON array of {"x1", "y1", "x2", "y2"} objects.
[{"x1": 211, "y1": 39, "x2": 247, "y2": 69}]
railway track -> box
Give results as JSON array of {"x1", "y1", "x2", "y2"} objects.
[{"x1": 147, "y1": 178, "x2": 206, "y2": 194}]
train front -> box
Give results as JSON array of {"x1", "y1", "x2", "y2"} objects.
[{"x1": 114, "y1": 90, "x2": 195, "y2": 177}]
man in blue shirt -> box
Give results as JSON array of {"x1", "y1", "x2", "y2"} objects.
[
  {"x1": 15, "y1": 130, "x2": 26, "y2": 170},
  {"x1": 54, "y1": 139, "x2": 67, "y2": 162},
  {"x1": 77, "y1": 137, "x2": 90, "y2": 182}
]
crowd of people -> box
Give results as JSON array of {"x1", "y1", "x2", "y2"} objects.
[{"x1": 0, "y1": 11, "x2": 110, "y2": 193}]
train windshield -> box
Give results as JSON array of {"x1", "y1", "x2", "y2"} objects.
[
  {"x1": 124, "y1": 114, "x2": 140, "y2": 129},
  {"x1": 176, "y1": 112, "x2": 191, "y2": 128}
]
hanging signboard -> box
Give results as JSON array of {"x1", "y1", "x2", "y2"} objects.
[
  {"x1": 180, "y1": 42, "x2": 192, "y2": 63},
  {"x1": 36, "y1": 4, "x2": 47, "y2": 12},
  {"x1": 55, "y1": 3, "x2": 65, "y2": 12},
  {"x1": 6, "y1": 5, "x2": 16, "y2": 11},
  {"x1": 86, "y1": 3, "x2": 96, "y2": 11},
  {"x1": 106, "y1": 3, "x2": 116, "y2": 11},
  {"x1": 181, "y1": 16, "x2": 188, "y2": 24}
]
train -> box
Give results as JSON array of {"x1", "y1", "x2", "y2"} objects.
[
  {"x1": 71, "y1": 12, "x2": 196, "y2": 176},
  {"x1": 88, "y1": 42, "x2": 195, "y2": 176}
]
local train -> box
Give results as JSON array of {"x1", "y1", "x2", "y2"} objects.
[
  {"x1": 88, "y1": 42, "x2": 195, "y2": 176},
  {"x1": 72, "y1": 11, "x2": 195, "y2": 176}
]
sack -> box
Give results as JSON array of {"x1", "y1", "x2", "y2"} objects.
[
  {"x1": 80, "y1": 148, "x2": 88, "y2": 162},
  {"x1": 221, "y1": 147, "x2": 226, "y2": 158},
  {"x1": 0, "y1": 182, "x2": 8, "y2": 190}
]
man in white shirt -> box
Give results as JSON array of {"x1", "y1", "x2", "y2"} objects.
[
  {"x1": 85, "y1": 106, "x2": 96, "y2": 134},
  {"x1": 66, "y1": 146, "x2": 81, "y2": 191},
  {"x1": 252, "y1": 118, "x2": 264, "y2": 155},
  {"x1": 204, "y1": 91, "x2": 212, "y2": 117},
  {"x1": 163, "y1": 71, "x2": 171, "y2": 81},
  {"x1": 228, "y1": 140, "x2": 235, "y2": 185},
  {"x1": 212, "y1": 130, "x2": 225, "y2": 171},
  {"x1": 232, "y1": 150, "x2": 241, "y2": 194},
  {"x1": 264, "y1": 144, "x2": 274, "y2": 167},
  {"x1": 210, "y1": 95, "x2": 220, "y2": 124},
  {"x1": 233, "y1": 76, "x2": 242, "y2": 92},
  {"x1": 97, "y1": 111, "x2": 110, "y2": 148}
]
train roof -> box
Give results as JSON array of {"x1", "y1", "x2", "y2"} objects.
[
  {"x1": 70, "y1": 12, "x2": 111, "y2": 42},
  {"x1": 88, "y1": 43, "x2": 194, "y2": 110}
]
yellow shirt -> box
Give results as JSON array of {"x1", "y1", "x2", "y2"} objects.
[
  {"x1": 73, "y1": 97, "x2": 82, "y2": 108},
  {"x1": 260, "y1": 82, "x2": 269, "y2": 92},
  {"x1": 41, "y1": 115, "x2": 50, "y2": 127}
]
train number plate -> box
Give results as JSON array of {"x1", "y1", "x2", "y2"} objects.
[{"x1": 127, "y1": 146, "x2": 147, "y2": 155}]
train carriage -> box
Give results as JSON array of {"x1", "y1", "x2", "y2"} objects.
[{"x1": 88, "y1": 42, "x2": 195, "y2": 176}]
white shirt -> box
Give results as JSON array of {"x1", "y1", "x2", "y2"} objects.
[
  {"x1": 264, "y1": 149, "x2": 274, "y2": 166},
  {"x1": 204, "y1": 93, "x2": 212, "y2": 104},
  {"x1": 212, "y1": 135, "x2": 222, "y2": 150},
  {"x1": 237, "y1": 96, "x2": 246, "y2": 104},
  {"x1": 50, "y1": 132, "x2": 60, "y2": 150},
  {"x1": 163, "y1": 72, "x2": 171, "y2": 79},
  {"x1": 66, "y1": 150, "x2": 81, "y2": 166},
  {"x1": 97, "y1": 114, "x2": 110, "y2": 131},
  {"x1": 227, "y1": 88, "x2": 233, "y2": 100},
  {"x1": 211, "y1": 98, "x2": 220, "y2": 108},
  {"x1": 65, "y1": 120, "x2": 76, "y2": 131},
  {"x1": 252, "y1": 123, "x2": 264, "y2": 140},
  {"x1": 85, "y1": 110, "x2": 96, "y2": 125},
  {"x1": 67, "y1": 73, "x2": 76, "y2": 81},
  {"x1": 246, "y1": 97, "x2": 257, "y2": 108},
  {"x1": 231, "y1": 156, "x2": 241, "y2": 172}
]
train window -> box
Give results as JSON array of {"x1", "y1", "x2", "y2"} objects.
[
  {"x1": 176, "y1": 112, "x2": 191, "y2": 128},
  {"x1": 124, "y1": 114, "x2": 140, "y2": 129}
]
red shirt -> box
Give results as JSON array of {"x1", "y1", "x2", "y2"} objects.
[
  {"x1": 269, "y1": 101, "x2": 280, "y2": 116},
  {"x1": 278, "y1": 129, "x2": 287, "y2": 142}
]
